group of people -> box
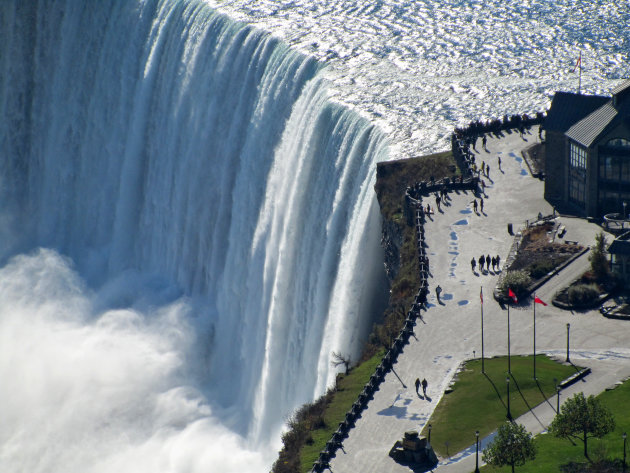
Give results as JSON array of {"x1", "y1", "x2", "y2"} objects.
[
  {"x1": 472, "y1": 197, "x2": 484, "y2": 214},
  {"x1": 414, "y1": 377, "x2": 428, "y2": 397},
  {"x1": 471, "y1": 254, "x2": 500, "y2": 273}
]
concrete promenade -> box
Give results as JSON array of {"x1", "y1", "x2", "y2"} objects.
[{"x1": 330, "y1": 127, "x2": 630, "y2": 473}]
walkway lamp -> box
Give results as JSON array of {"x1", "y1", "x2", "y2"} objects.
[
  {"x1": 566, "y1": 323, "x2": 571, "y2": 363},
  {"x1": 475, "y1": 430, "x2": 480, "y2": 473},
  {"x1": 506, "y1": 376, "x2": 512, "y2": 420}
]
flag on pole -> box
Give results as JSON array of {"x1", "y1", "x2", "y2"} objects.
[
  {"x1": 480, "y1": 287, "x2": 483, "y2": 304},
  {"x1": 572, "y1": 53, "x2": 582, "y2": 73},
  {"x1": 508, "y1": 288, "x2": 518, "y2": 303},
  {"x1": 534, "y1": 295, "x2": 547, "y2": 306}
]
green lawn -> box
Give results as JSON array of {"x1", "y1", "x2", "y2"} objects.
[
  {"x1": 299, "y1": 349, "x2": 385, "y2": 472},
  {"x1": 422, "y1": 355, "x2": 578, "y2": 458},
  {"x1": 481, "y1": 379, "x2": 630, "y2": 472}
]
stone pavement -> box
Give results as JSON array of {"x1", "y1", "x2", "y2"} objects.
[{"x1": 329, "y1": 127, "x2": 630, "y2": 473}]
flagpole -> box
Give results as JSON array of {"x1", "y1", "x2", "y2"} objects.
[
  {"x1": 507, "y1": 303, "x2": 511, "y2": 374},
  {"x1": 578, "y1": 51, "x2": 582, "y2": 95},
  {"x1": 533, "y1": 294, "x2": 536, "y2": 380},
  {"x1": 481, "y1": 287, "x2": 485, "y2": 374}
]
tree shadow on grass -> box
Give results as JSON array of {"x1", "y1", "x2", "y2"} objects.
[{"x1": 560, "y1": 459, "x2": 623, "y2": 472}]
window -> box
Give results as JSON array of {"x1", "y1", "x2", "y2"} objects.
[
  {"x1": 570, "y1": 142, "x2": 587, "y2": 169},
  {"x1": 607, "y1": 138, "x2": 630, "y2": 149}
]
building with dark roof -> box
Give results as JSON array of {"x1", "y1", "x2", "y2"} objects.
[{"x1": 544, "y1": 79, "x2": 630, "y2": 218}]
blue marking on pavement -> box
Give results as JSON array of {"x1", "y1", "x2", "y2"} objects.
[
  {"x1": 450, "y1": 231, "x2": 458, "y2": 240},
  {"x1": 458, "y1": 300, "x2": 469, "y2": 306},
  {"x1": 454, "y1": 219, "x2": 468, "y2": 225},
  {"x1": 460, "y1": 209, "x2": 472, "y2": 214},
  {"x1": 443, "y1": 293, "x2": 454, "y2": 300}
]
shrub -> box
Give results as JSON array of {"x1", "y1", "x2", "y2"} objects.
[
  {"x1": 567, "y1": 284, "x2": 600, "y2": 306},
  {"x1": 589, "y1": 232, "x2": 609, "y2": 282},
  {"x1": 499, "y1": 270, "x2": 532, "y2": 297},
  {"x1": 526, "y1": 260, "x2": 556, "y2": 279}
]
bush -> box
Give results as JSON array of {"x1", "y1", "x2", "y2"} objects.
[
  {"x1": 499, "y1": 270, "x2": 532, "y2": 297},
  {"x1": 567, "y1": 284, "x2": 600, "y2": 306},
  {"x1": 526, "y1": 260, "x2": 556, "y2": 279}
]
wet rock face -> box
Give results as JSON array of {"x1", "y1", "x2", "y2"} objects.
[{"x1": 382, "y1": 218, "x2": 403, "y2": 284}]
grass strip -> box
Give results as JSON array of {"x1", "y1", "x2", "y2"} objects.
[
  {"x1": 481, "y1": 378, "x2": 630, "y2": 472},
  {"x1": 423, "y1": 355, "x2": 578, "y2": 458},
  {"x1": 299, "y1": 349, "x2": 385, "y2": 472}
]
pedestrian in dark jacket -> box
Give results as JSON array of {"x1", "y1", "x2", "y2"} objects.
[
  {"x1": 486, "y1": 254, "x2": 491, "y2": 269},
  {"x1": 478, "y1": 255, "x2": 484, "y2": 272}
]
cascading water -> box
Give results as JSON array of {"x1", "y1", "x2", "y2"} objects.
[{"x1": 0, "y1": 1, "x2": 388, "y2": 471}]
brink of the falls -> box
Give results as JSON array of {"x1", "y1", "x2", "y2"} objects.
[{"x1": 0, "y1": 1, "x2": 389, "y2": 472}]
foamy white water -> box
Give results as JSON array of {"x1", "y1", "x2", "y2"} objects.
[{"x1": 0, "y1": 0, "x2": 628, "y2": 472}]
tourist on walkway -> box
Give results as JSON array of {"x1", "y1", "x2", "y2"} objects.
[
  {"x1": 482, "y1": 135, "x2": 487, "y2": 149},
  {"x1": 415, "y1": 377, "x2": 420, "y2": 395},
  {"x1": 491, "y1": 256, "x2": 496, "y2": 271},
  {"x1": 435, "y1": 285, "x2": 442, "y2": 303},
  {"x1": 486, "y1": 164, "x2": 490, "y2": 178},
  {"x1": 498, "y1": 156, "x2": 501, "y2": 170},
  {"x1": 481, "y1": 161, "x2": 485, "y2": 176},
  {"x1": 478, "y1": 255, "x2": 484, "y2": 272},
  {"x1": 496, "y1": 254, "x2": 501, "y2": 270},
  {"x1": 421, "y1": 378, "x2": 428, "y2": 397},
  {"x1": 486, "y1": 254, "x2": 491, "y2": 270},
  {"x1": 480, "y1": 197, "x2": 484, "y2": 213},
  {"x1": 473, "y1": 199, "x2": 478, "y2": 213},
  {"x1": 471, "y1": 258, "x2": 476, "y2": 272}
]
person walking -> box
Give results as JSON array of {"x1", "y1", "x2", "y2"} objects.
[
  {"x1": 491, "y1": 256, "x2": 496, "y2": 271},
  {"x1": 480, "y1": 197, "x2": 484, "y2": 213},
  {"x1": 478, "y1": 255, "x2": 484, "y2": 272},
  {"x1": 497, "y1": 156, "x2": 501, "y2": 171},
  {"x1": 486, "y1": 164, "x2": 490, "y2": 178},
  {"x1": 471, "y1": 257, "x2": 476, "y2": 272},
  {"x1": 482, "y1": 135, "x2": 487, "y2": 149},
  {"x1": 496, "y1": 254, "x2": 501, "y2": 270},
  {"x1": 473, "y1": 199, "x2": 478, "y2": 213},
  {"x1": 421, "y1": 378, "x2": 428, "y2": 397},
  {"x1": 435, "y1": 285, "x2": 442, "y2": 303},
  {"x1": 486, "y1": 254, "x2": 491, "y2": 270},
  {"x1": 415, "y1": 377, "x2": 421, "y2": 395},
  {"x1": 481, "y1": 160, "x2": 486, "y2": 176}
]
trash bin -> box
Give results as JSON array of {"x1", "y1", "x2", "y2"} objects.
[{"x1": 507, "y1": 223, "x2": 513, "y2": 235}]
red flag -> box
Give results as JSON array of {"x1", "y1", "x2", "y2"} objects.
[
  {"x1": 534, "y1": 296, "x2": 547, "y2": 306},
  {"x1": 480, "y1": 287, "x2": 483, "y2": 304},
  {"x1": 508, "y1": 288, "x2": 518, "y2": 303}
]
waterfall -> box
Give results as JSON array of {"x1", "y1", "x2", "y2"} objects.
[{"x1": 0, "y1": 1, "x2": 388, "y2": 471}]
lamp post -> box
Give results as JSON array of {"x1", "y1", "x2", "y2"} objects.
[
  {"x1": 623, "y1": 432, "x2": 627, "y2": 473},
  {"x1": 566, "y1": 323, "x2": 571, "y2": 363},
  {"x1": 475, "y1": 430, "x2": 480, "y2": 473},
  {"x1": 556, "y1": 384, "x2": 561, "y2": 414},
  {"x1": 428, "y1": 424, "x2": 432, "y2": 445},
  {"x1": 506, "y1": 376, "x2": 512, "y2": 420}
]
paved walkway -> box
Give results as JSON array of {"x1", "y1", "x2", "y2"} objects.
[{"x1": 330, "y1": 127, "x2": 630, "y2": 473}]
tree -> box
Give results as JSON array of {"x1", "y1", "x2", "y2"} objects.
[
  {"x1": 330, "y1": 351, "x2": 351, "y2": 374},
  {"x1": 549, "y1": 392, "x2": 615, "y2": 459},
  {"x1": 589, "y1": 232, "x2": 609, "y2": 282},
  {"x1": 482, "y1": 421, "x2": 536, "y2": 473}
]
